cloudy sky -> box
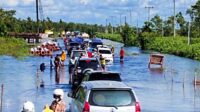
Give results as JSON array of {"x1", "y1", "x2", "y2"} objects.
[{"x1": 0, "y1": 0, "x2": 198, "y2": 26}]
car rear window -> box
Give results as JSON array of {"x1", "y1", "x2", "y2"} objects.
[
  {"x1": 70, "y1": 43, "x2": 80, "y2": 46},
  {"x1": 73, "y1": 51, "x2": 86, "y2": 57},
  {"x1": 99, "y1": 50, "x2": 111, "y2": 54},
  {"x1": 89, "y1": 73, "x2": 121, "y2": 81},
  {"x1": 90, "y1": 42, "x2": 103, "y2": 48},
  {"x1": 79, "y1": 60, "x2": 99, "y2": 70},
  {"x1": 89, "y1": 90, "x2": 135, "y2": 107}
]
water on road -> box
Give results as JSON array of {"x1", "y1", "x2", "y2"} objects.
[{"x1": 0, "y1": 39, "x2": 200, "y2": 112}]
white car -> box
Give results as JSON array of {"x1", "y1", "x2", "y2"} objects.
[
  {"x1": 98, "y1": 47, "x2": 113, "y2": 64},
  {"x1": 69, "y1": 81, "x2": 141, "y2": 112}
]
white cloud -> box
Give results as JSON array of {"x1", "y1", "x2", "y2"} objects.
[
  {"x1": 3, "y1": 0, "x2": 19, "y2": 6},
  {"x1": 80, "y1": 0, "x2": 90, "y2": 5},
  {"x1": 21, "y1": 0, "x2": 34, "y2": 5}
]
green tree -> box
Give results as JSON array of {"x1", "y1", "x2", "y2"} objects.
[
  {"x1": 188, "y1": 0, "x2": 200, "y2": 37},
  {"x1": 120, "y1": 23, "x2": 136, "y2": 46},
  {"x1": 176, "y1": 12, "x2": 187, "y2": 36},
  {"x1": 149, "y1": 15, "x2": 163, "y2": 35}
]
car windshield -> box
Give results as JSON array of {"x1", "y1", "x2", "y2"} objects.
[
  {"x1": 79, "y1": 60, "x2": 99, "y2": 70},
  {"x1": 72, "y1": 51, "x2": 86, "y2": 57},
  {"x1": 90, "y1": 42, "x2": 103, "y2": 48},
  {"x1": 88, "y1": 73, "x2": 121, "y2": 81},
  {"x1": 99, "y1": 50, "x2": 111, "y2": 54},
  {"x1": 89, "y1": 90, "x2": 135, "y2": 107}
]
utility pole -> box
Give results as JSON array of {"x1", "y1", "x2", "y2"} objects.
[
  {"x1": 36, "y1": 0, "x2": 39, "y2": 33},
  {"x1": 110, "y1": 16, "x2": 114, "y2": 35},
  {"x1": 125, "y1": 16, "x2": 127, "y2": 25},
  {"x1": 162, "y1": 21, "x2": 164, "y2": 37},
  {"x1": 145, "y1": 6, "x2": 154, "y2": 22},
  {"x1": 188, "y1": 21, "x2": 191, "y2": 45},
  {"x1": 119, "y1": 13, "x2": 122, "y2": 32},
  {"x1": 105, "y1": 18, "x2": 108, "y2": 33},
  {"x1": 137, "y1": 18, "x2": 139, "y2": 37},
  {"x1": 173, "y1": 0, "x2": 176, "y2": 37},
  {"x1": 127, "y1": 9, "x2": 133, "y2": 26}
]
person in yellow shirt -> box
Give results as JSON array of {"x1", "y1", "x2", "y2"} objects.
[
  {"x1": 43, "y1": 105, "x2": 53, "y2": 112},
  {"x1": 100, "y1": 54, "x2": 106, "y2": 70},
  {"x1": 60, "y1": 50, "x2": 66, "y2": 66}
]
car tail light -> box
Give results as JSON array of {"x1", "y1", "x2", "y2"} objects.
[
  {"x1": 135, "y1": 102, "x2": 141, "y2": 112},
  {"x1": 83, "y1": 102, "x2": 90, "y2": 112}
]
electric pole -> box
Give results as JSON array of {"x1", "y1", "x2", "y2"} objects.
[
  {"x1": 125, "y1": 16, "x2": 127, "y2": 25},
  {"x1": 173, "y1": 0, "x2": 176, "y2": 37},
  {"x1": 137, "y1": 18, "x2": 139, "y2": 37},
  {"x1": 127, "y1": 9, "x2": 133, "y2": 26},
  {"x1": 110, "y1": 16, "x2": 114, "y2": 35},
  {"x1": 188, "y1": 21, "x2": 191, "y2": 45},
  {"x1": 105, "y1": 18, "x2": 108, "y2": 33},
  {"x1": 145, "y1": 6, "x2": 154, "y2": 23},
  {"x1": 36, "y1": 0, "x2": 39, "y2": 33},
  {"x1": 119, "y1": 13, "x2": 122, "y2": 32}
]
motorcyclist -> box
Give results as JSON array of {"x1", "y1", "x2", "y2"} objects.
[
  {"x1": 50, "y1": 89, "x2": 66, "y2": 112},
  {"x1": 21, "y1": 101, "x2": 35, "y2": 112}
]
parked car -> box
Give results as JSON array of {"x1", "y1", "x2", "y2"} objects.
[
  {"x1": 89, "y1": 38, "x2": 103, "y2": 50},
  {"x1": 70, "y1": 50, "x2": 88, "y2": 59},
  {"x1": 82, "y1": 71, "x2": 122, "y2": 82},
  {"x1": 70, "y1": 57, "x2": 101, "y2": 88},
  {"x1": 68, "y1": 42, "x2": 81, "y2": 52},
  {"x1": 97, "y1": 46, "x2": 113, "y2": 64},
  {"x1": 69, "y1": 81, "x2": 141, "y2": 112}
]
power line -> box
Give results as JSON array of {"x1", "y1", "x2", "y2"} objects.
[
  {"x1": 145, "y1": 6, "x2": 154, "y2": 22},
  {"x1": 39, "y1": 0, "x2": 44, "y2": 21}
]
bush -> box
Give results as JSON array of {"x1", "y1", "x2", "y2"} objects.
[{"x1": 0, "y1": 37, "x2": 29, "y2": 58}]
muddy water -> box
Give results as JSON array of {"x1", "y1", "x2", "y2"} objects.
[{"x1": 0, "y1": 39, "x2": 200, "y2": 112}]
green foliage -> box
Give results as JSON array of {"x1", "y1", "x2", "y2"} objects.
[
  {"x1": 120, "y1": 23, "x2": 137, "y2": 46},
  {"x1": 0, "y1": 37, "x2": 29, "y2": 58},
  {"x1": 0, "y1": 8, "x2": 106, "y2": 37},
  {"x1": 139, "y1": 36, "x2": 200, "y2": 60},
  {"x1": 96, "y1": 33, "x2": 123, "y2": 42}
]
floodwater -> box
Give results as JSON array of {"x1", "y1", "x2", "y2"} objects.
[{"x1": 0, "y1": 39, "x2": 200, "y2": 112}]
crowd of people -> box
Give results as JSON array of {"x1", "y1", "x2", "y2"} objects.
[{"x1": 22, "y1": 37, "x2": 125, "y2": 112}]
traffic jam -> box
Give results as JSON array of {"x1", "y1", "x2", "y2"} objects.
[{"x1": 63, "y1": 32, "x2": 141, "y2": 112}]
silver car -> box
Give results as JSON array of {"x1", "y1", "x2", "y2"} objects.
[{"x1": 69, "y1": 81, "x2": 141, "y2": 112}]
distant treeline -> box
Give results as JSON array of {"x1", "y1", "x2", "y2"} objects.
[{"x1": 0, "y1": 8, "x2": 106, "y2": 36}]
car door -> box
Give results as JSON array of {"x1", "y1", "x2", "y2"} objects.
[{"x1": 73, "y1": 87, "x2": 86, "y2": 112}]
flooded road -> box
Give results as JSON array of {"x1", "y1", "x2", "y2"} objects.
[{"x1": 0, "y1": 39, "x2": 200, "y2": 112}]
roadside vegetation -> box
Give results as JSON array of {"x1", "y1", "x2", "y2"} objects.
[
  {"x1": 97, "y1": 1, "x2": 200, "y2": 61},
  {"x1": 0, "y1": 37, "x2": 29, "y2": 58}
]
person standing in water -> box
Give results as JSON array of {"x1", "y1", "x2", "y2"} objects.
[
  {"x1": 120, "y1": 47, "x2": 125, "y2": 62},
  {"x1": 100, "y1": 54, "x2": 106, "y2": 70},
  {"x1": 60, "y1": 50, "x2": 66, "y2": 66}
]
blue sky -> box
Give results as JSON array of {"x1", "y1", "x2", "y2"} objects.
[{"x1": 0, "y1": 0, "x2": 197, "y2": 27}]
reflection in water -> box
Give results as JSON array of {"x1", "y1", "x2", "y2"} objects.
[
  {"x1": 149, "y1": 68, "x2": 164, "y2": 75},
  {"x1": 55, "y1": 67, "x2": 60, "y2": 84},
  {"x1": 55, "y1": 66, "x2": 66, "y2": 84}
]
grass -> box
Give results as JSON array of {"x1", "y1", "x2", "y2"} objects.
[{"x1": 0, "y1": 37, "x2": 29, "y2": 58}]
